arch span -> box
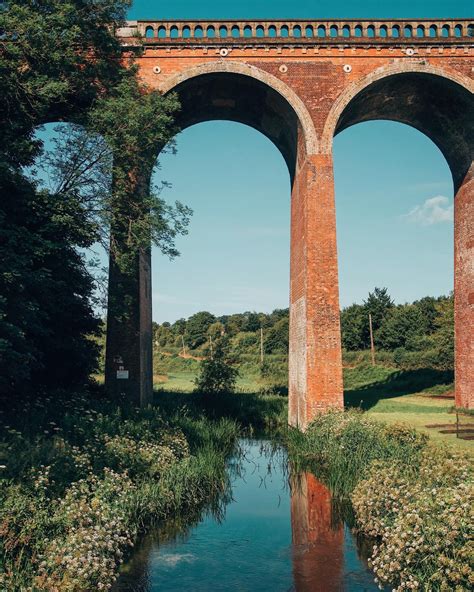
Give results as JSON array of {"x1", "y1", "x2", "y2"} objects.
[
  {"x1": 322, "y1": 64, "x2": 473, "y2": 190},
  {"x1": 157, "y1": 61, "x2": 319, "y2": 176},
  {"x1": 323, "y1": 64, "x2": 474, "y2": 410}
]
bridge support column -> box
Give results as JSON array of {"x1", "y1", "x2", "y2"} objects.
[
  {"x1": 455, "y1": 163, "x2": 473, "y2": 410},
  {"x1": 104, "y1": 167, "x2": 153, "y2": 407},
  {"x1": 289, "y1": 153, "x2": 344, "y2": 429}
]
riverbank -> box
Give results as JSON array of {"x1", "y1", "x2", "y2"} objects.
[
  {"x1": 286, "y1": 410, "x2": 473, "y2": 591},
  {"x1": 0, "y1": 390, "x2": 239, "y2": 591}
]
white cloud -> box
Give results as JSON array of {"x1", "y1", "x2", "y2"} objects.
[{"x1": 402, "y1": 195, "x2": 453, "y2": 226}]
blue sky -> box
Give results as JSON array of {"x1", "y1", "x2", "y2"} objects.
[
  {"x1": 128, "y1": 1, "x2": 473, "y2": 20},
  {"x1": 37, "y1": 1, "x2": 465, "y2": 322}
]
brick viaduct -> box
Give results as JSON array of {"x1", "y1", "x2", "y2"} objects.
[{"x1": 105, "y1": 19, "x2": 474, "y2": 429}]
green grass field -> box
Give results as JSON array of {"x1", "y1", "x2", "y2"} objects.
[{"x1": 152, "y1": 355, "x2": 472, "y2": 451}]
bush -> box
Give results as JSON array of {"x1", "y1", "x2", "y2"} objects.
[
  {"x1": 353, "y1": 448, "x2": 473, "y2": 591},
  {"x1": 194, "y1": 338, "x2": 238, "y2": 395},
  {"x1": 286, "y1": 410, "x2": 428, "y2": 497}
]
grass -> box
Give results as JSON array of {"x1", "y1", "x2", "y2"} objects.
[
  {"x1": 153, "y1": 390, "x2": 288, "y2": 433},
  {"x1": 343, "y1": 364, "x2": 473, "y2": 451},
  {"x1": 152, "y1": 357, "x2": 471, "y2": 451},
  {"x1": 286, "y1": 410, "x2": 429, "y2": 498}
]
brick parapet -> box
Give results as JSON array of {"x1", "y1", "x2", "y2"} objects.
[{"x1": 118, "y1": 19, "x2": 474, "y2": 44}]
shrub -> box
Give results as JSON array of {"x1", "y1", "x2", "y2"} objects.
[
  {"x1": 353, "y1": 448, "x2": 473, "y2": 591},
  {"x1": 194, "y1": 338, "x2": 238, "y2": 395},
  {"x1": 286, "y1": 410, "x2": 428, "y2": 498}
]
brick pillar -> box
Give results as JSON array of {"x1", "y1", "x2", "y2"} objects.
[
  {"x1": 454, "y1": 163, "x2": 473, "y2": 410},
  {"x1": 104, "y1": 166, "x2": 153, "y2": 407},
  {"x1": 289, "y1": 153, "x2": 344, "y2": 428}
]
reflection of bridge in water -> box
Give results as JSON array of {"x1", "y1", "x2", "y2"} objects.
[{"x1": 291, "y1": 473, "x2": 345, "y2": 591}]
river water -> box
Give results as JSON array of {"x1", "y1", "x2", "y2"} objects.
[{"x1": 113, "y1": 440, "x2": 379, "y2": 591}]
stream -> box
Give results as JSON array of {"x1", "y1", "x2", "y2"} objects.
[{"x1": 113, "y1": 439, "x2": 379, "y2": 591}]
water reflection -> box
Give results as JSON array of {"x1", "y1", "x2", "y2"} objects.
[
  {"x1": 291, "y1": 473, "x2": 345, "y2": 591},
  {"x1": 113, "y1": 440, "x2": 377, "y2": 591}
]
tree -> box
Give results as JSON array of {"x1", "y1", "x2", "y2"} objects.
[
  {"x1": 264, "y1": 317, "x2": 289, "y2": 354},
  {"x1": 194, "y1": 338, "x2": 238, "y2": 395},
  {"x1": 363, "y1": 287, "x2": 394, "y2": 331},
  {"x1": 431, "y1": 294, "x2": 454, "y2": 370},
  {"x1": 241, "y1": 312, "x2": 261, "y2": 333},
  {"x1": 0, "y1": 169, "x2": 100, "y2": 394},
  {"x1": 186, "y1": 311, "x2": 216, "y2": 349},
  {"x1": 340, "y1": 304, "x2": 367, "y2": 350},
  {"x1": 375, "y1": 305, "x2": 425, "y2": 350},
  {"x1": 0, "y1": 2, "x2": 189, "y2": 398},
  {"x1": 207, "y1": 322, "x2": 225, "y2": 340}
]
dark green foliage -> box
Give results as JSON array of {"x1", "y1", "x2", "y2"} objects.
[
  {"x1": 376, "y1": 305, "x2": 426, "y2": 350},
  {"x1": 364, "y1": 287, "x2": 394, "y2": 330},
  {"x1": 341, "y1": 287, "x2": 394, "y2": 351},
  {"x1": 0, "y1": 1, "x2": 133, "y2": 396},
  {"x1": 0, "y1": 1, "x2": 189, "y2": 397},
  {"x1": 194, "y1": 338, "x2": 238, "y2": 395},
  {"x1": 264, "y1": 317, "x2": 289, "y2": 354},
  {"x1": 0, "y1": 166, "x2": 100, "y2": 394},
  {"x1": 340, "y1": 304, "x2": 368, "y2": 350},
  {"x1": 186, "y1": 311, "x2": 216, "y2": 349}
]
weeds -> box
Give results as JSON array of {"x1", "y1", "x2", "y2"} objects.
[{"x1": 0, "y1": 390, "x2": 239, "y2": 590}]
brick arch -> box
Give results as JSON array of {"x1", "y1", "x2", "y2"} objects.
[
  {"x1": 321, "y1": 61, "x2": 474, "y2": 412},
  {"x1": 157, "y1": 61, "x2": 319, "y2": 158},
  {"x1": 321, "y1": 62, "x2": 473, "y2": 170}
]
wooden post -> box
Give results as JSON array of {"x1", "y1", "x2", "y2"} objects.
[
  {"x1": 209, "y1": 334, "x2": 214, "y2": 359},
  {"x1": 369, "y1": 313, "x2": 376, "y2": 366},
  {"x1": 181, "y1": 335, "x2": 186, "y2": 357},
  {"x1": 260, "y1": 327, "x2": 264, "y2": 365}
]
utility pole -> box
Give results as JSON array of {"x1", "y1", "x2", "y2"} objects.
[
  {"x1": 260, "y1": 327, "x2": 264, "y2": 365},
  {"x1": 181, "y1": 335, "x2": 186, "y2": 358},
  {"x1": 209, "y1": 334, "x2": 214, "y2": 360},
  {"x1": 369, "y1": 313, "x2": 376, "y2": 366}
]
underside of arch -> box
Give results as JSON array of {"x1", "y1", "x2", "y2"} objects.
[
  {"x1": 333, "y1": 72, "x2": 473, "y2": 191},
  {"x1": 165, "y1": 72, "x2": 304, "y2": 181}
]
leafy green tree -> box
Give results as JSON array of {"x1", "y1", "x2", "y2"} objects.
[
  {"x1": 186, "y1": 311, "x2": 216, "y2": 349},
  {"x1": 363, "y1": 287, "x2": 394, "y2": 331},
  {"x1": 0, "y1": 1, "x2": 189, "y2": 397},
  {"x1": 412, "y1": 296, "x2": 439, "y2": 334},
  {"x1": 172, "y1": 318, "x2": 187, "y2": 337},
  {"x1": 207, "y1": 322, "x2": 225, "y2": 340},
  {"x1": 432, "y1": 294, "x2": 454, "y2": 370},
  {"x1": 264, "y1": 317, "x2": 289, "y2": 354},
  {"x1": 232, "y1": 332, "x2": 259, "y2": 354},
  {"x1": 375, "y1": 305, "x2": 426, "y2": 350},
  {"x1": 194, "y1": 338, "x2": 238, "y2": 395},
  {"x1": 340, "y1": 304, "x2": 367, "y2": 350},
  {"x1": 241, "y1": 312, "x2": 261, "y2": 333},
  {"x1": 0, "y1": 170, "x2": 100, "y2": 393}
]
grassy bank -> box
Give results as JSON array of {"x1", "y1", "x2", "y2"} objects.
[
  {"x1": 286, "y1": 411, "x2": 473, "y2": 591},
  {"x1": 154, "y1": 390, "x2": 288, "y2": 433},
  {"x1": 153, "y1": 359, "x2": 471, "y2": 450},
  {"x1": 0, "y1": 390, "x2": 239, "y2": 591}
]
